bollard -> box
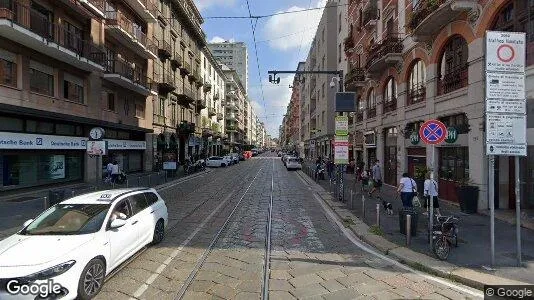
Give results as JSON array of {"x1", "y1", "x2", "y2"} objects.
[
  {"x1": 112, "y1": 182, "x2": 115, "y2": 189},
  {"x1": 164, "y1": 171, "x2": 168, "y2": 183},
  {"x1": 43, "y1": 196, "x2": 49, "y2": 209},
  {"x1": 138, "y1": 176, "x2": 141, "y2": 187},
  {"x1": 362, "y1": 195, "x2": 366, "y2": 219},
  {"x1": 126, "y1": 179, "x2": 129, "y2": 188},
  {"x1": 71, "y1": 190, "x2": 75, "y2": 197},
  {"x1": 148, "y1": 174, "x2": 151, "y2": 186},
  {"x1": 376, "y1": 203, "x2": 380, "y2": 227},
  {"x1": 406, "y1": 214, "x2": 412, "y2": 246},
  {"x1": 350, "y1": 190, "x2": 354, "y2": 210}
]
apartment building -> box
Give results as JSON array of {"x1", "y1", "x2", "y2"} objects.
[
  {"x1": 0, "y1": 0, "x2": 156, "y2": 191},
  {"x1": 208, "y1": 41, "x2": 249, "y2": 93},
  {"x1": 344, "y1": 0, "x2": 533, "y2": 210},
  {"x1": 302, "y1": 1, "x2": 339, "y2": 159},
  {"x1": 249, "y1": 108, "x2": 257, "y2": 146},
  {"x1": 257, "y1": 121, "x2": 266, "y2": 148},
  {"x1": 222, "y1": 66, "x2": 246, "y2": 152},
  {"x1": 287, "y1": 62, "x2": 306, "y2": 153}
]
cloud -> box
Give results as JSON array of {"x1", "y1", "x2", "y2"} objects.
[
  {"x1": 193, "y1": 0, "x2": 236, "y2": 11},
  {"x1": 209, "y1": 36, "x2": 235, "y2": 43},
  {"x1": 248, "y1": 75, "x2": 294, "y2": 137},
  {"x1": 262, "y1": 0, "x2": 327, "y2": 51}
]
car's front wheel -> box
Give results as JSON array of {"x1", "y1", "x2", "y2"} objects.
[
  {"x1": 152, "y1": 219, "x2": 165, "y2": 244},
  {"x1": 78, "y1": 258, "x2": 105, "y2": 300},
  {"x1": 221, "y1": 163, "x2": 226, "y2": 167}
]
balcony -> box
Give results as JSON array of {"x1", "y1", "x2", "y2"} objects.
[
  {"x1": 158, "y1": 39, "x2": 172, "y2": 59},
  {"x1": 226, "y1": 125, "x2": 237, "y2": 132},
  {"x1": 407, "y1": 85, "x2": 426, "y2": 105},
  {"x1": 152, "y1": 114, "x2": 165, "y2": 126},
  {"x1": 189, "y1": 68, "x2": 200, "y2": 82},
  {"x1": 170, "y1": 52, "x2": 182, "y2": 69},
  {"x1": 208, "y1": 108, "x2": 216, "y2": 117},
  {"x1": 365, "y1": 35, "x2": 403, "y2": 74},
  {"x1": 157, "y1": 70, "x2": 176, "y2": 94},
  {"x1": 203, "y1": 82, "x2": 212, "y2": 92},
  {"x1": 80, "y1": 0, "x2": 105, "y2": 17},
  {"x1": 383, "y1": 98, "x2": 397, "y2": 114},
  {"x1": 355, "y1": 111, "x2": 364, "y2": 123},
  {"x1": 180, "y1": 60, "x2": 191, "y2": 76},
  {"x1": 177, "y1": 121, "x2": 195, "y2": 134},
  {"x1": 0, "y1": 1, "x2": 105, "y2": 71},
  {"x1": 175, "y1": 85, "x2": 195, "y2": 106},
  {"x1": 437, "y1": 66, "x2": 468, "y2": 96},
  {"x1": 363, "y1": 6, "x2": 378, "y2": 29},
  {"x1": 408, "y1": 0, "x2": 477, "y2": 41},
  {"x1": 104, "y1": 59, "x2": 151, "y2": 95},
  {"x1": 202, "y1": 128, "x2": 213, "y2": 137},
  {"x1": 226, "y1": 113, "x2": 237, "y2": 121},
  {"x1": 195, "y1": 98, "x2": 207, "y2": 110},
  {"x1": 217, "y1": 112, "x2": 223, "y2": 121},
  {"x1": 105, "y1": 11, "x2": 157, "y2": 59},
  {"x1": 122, "y1": 0, "x2": 157, "y2": 23},
  {"x1": 367, "y1": 107, "x2": 377, "y2": 119},
  {"x1": 344, "y1": 35, "x2": 354, "y2": 52},
  {"x1": 345, "y1": 67, "x2": 366, "y2": 91}
]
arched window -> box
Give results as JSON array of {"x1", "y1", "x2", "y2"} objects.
[
  {"x1": 367, "y1": 88, "x2": 376, "y2": 118},
  {"x1": 437, "y1": 35, "x2": 468, "y2": 95},
  {"x1": 383, "y1": 77, "x2": 396, "y2": 113},
  {"x1": 407, "y1": 60, "x2": 426, "y2": 105},
  {"x1": 491, "y1": 1, "x2": 534, "y2": 65}
]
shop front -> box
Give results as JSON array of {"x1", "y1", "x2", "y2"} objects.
[
  {"x1": 384, "y1": 127, "x2": 398, "y2": 186},
  {"x1": 364, "y1": 131, "x2": 376, "y2": 171},
  {"x1": 103, "y1": 139, "x2": 147, "y2": 174},
  {"x1": 0, "y1": 132, "x2": 86, "y2": 191}
]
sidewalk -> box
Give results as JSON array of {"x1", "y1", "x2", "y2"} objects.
[
  {"x1": 0, "y1": 168, "x2": 189, "y2": 240},
  {"x1": 301, "y1": 161, "x2": 534, "y2": 287}
]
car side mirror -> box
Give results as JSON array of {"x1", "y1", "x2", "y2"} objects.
[
  {"x1": 22, "y1": 219, "x2": 33, "y2": 229},
  {"x1": 110, "y1": 219, "x2": 127, "y2": 229}
]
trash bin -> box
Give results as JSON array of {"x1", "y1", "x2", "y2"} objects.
[
  {"x1": 399, "y1": 208, "x2": 418, "y2": 236},
  {"x1": 48, "y1": 189, "x2": 66, "y2": 207}
]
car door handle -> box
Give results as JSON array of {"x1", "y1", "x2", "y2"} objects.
[
  {"x1": 131, "y1": 220, "x2": 138, "y2": 225},
  {"x1": 150, "y1": 210, "x2": 155, "y2": 214}
]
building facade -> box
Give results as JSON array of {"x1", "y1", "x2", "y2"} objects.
[
  {"x1": 208, "y1": 41, "x2": 249, "y2": 93},
  {"x1": 344, "y1": 0, "x2": 534, "y2": 210},
  {"x1": 222, "y1": 67, "x2": 246, "y2": 152}
]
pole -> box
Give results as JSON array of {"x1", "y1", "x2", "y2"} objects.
[
  {"x1": 362, "y1": 194, "x2": 365, "y2": 219},
  {"x1": 429, "y1": 144, "x2": 435, "y2": 250},
  {"x1": 376, "y1": 203, "x2": 380, "y2": 227},
  {"x1": 489, "y1": 155, "x2": 495, "y2": 267},
  {"x1": 407, "y1": 214, "x2": 412, "y2": 246},
  {"x1": 350, "y1": 189, "x2": 354, "y2": 210},
  {"x1": 515, "y1": 156, "x2": 522, "y2": 266}
]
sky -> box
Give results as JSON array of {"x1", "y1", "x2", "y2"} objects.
[{"x1": 193, "y1": 0, "x2": 328, "y2": 138}]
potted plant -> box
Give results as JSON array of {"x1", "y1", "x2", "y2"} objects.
[
  {"x1": 413, "y1": 166, "x2": 429, "y2": 195},
  {"x1": 456, "y1": 177, "x2": 479, "y2": 214}
]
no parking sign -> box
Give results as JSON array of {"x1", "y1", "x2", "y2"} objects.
[{"x1": 419, "y1": 120, "x2": 447, "y2": 145}]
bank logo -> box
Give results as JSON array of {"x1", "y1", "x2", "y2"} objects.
[
  {"x1": 81, "y1": 140, "x2": 86, "y2": 147},
  {"x1": 36, "y1": 138, "x2": 43, "y2": 145}
]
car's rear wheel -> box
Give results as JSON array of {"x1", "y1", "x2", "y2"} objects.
[
  {"x1": 152, "y1": 219, "x2": 165, "y2": 244},
  {"x1": 221, "y1": 163, "x2": 226, "y2": 167},
  {"x1": 78, "y1": 258, "x2": 105, "y2": 300}
]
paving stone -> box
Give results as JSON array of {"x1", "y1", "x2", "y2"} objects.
[
  {"x1": 269, "y1": 290, "x2": 297, "y2": 300},
  {"x1": 369, "y1": 290, "x2": 404, "y2": 300},
  {"x1": 189, "y1": 280, "x2": 216, "y2": 292},
  {"x1": 181, "y1": 291, "x2": 213, "y2": 300},
  {"x1": 236, "y1": 280, "x2": 262, "y2": 293},
  {"x1": 269, "y1": 279, "x2": 294, "y2": 291},
  {"x1": 271, "y1": 270, "x2": 293, "y2": 280},
  {"x1": 289, "y1": 273, "x2": 325, "y2": 288},
  {"x1": 208, "y1": 283, "x2": 237, "y2": 299},
  {"x1": 336, "y1": 272, "x2": 374, "y2": 288},
  {"x1": 352, "y1": 281, "x2": 392, "y2": 295},
  {"x1": 235, "y1": 291, "x2": 261, "y2": 300},
  {"x1": 93, "y1": 291, "x2": 131, "y2": 300},
  {"x1": 435, "y1": 288, "x2": 472, "y2": 299},
  {"x1": 391, "y1": 286, "x2": 423, "y2": 299},
  {"x1": 320, "y1": 278, "x2": 347, "y2": 292},
  {"x1": 292, "y1": 283, "x2": 330, "y2": 298},
  {"x1": 317, "y1": 268, "x2": 347, "y2": 281},
  {"x1": 424, "y1": 292, "x2": 451, "y2": 300},
  {"x1": 380, "y1": 274, "x2": 416, "y2": 288},
  {"x1": 322, "y1": 288, "x2": 363, "y2": 300},
  {"x1": 409, "y1": 281, "x2": 440, "y2": 296}
]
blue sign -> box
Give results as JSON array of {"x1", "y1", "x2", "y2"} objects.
[{"x1": 419, "y1": 120, "x2": 447, "y2": 145}]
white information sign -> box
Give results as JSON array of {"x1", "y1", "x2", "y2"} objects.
[
  {"x1": 486, "y1": 99, "x2": 526, "y2": 114},
  {"x1": 87, "y1": 141, "x2": 108, "y2": 155},
  {"x1": 485, "y1": 113, "x2": 526, "y2": 156},
  {"x1": 0, "y1": 132, "x2": 87, "y2": 149},
  {"x1": 105, "y1": 139, "x2": 146, "y2": 150},
  {"x1": 334, "y1": 136, "x2": 349, "y2": 164},
  {"x1": 335, "y1": 116, "x2": 349, "y2": 136},
  {"x1": 486, "y1": 31, "x2": 526, "y2": 73},
  {"x1": 163, "y1": 162, "x2": 177, "y2": 170},
  {"x1": 486, "y1": 73, "x2": 525, "y2": 100}
]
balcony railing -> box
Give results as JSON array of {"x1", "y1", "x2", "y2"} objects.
[
  {"x1": 367, "y1": 107, "x2": 377, "y2": 119},
  {"x1": 0, "y1": 0, "x2": 106, "y2": 66},
  {"x1": 105, "y1": 10, "x2": 157, "y2": 55},
  {"x1": 407, "y1": 85, "x2": 426, "y2": 105},
  {"x1": 203, "y1": 82, "x2": 212, "y2": 92},
  {"x1": 105, "y1": 59, "x2": 149, "y2": 88},
  {"x1": 365, "y1": 35, "x2": 403, "y2": 71},
  {"x1": 363, "y1": 6, "x2": 378, "y2": 27},
  {"x1": 437, "y1": 66, "x2": 468, "y2": 96},
  {"x1": 344, "y1": 35, "x2": 354, "y2": 52},
  {"x1": 87, "y1": 0, "x2": 105, "y2": 12},
  {"x1": 383, "y1": 98, "x2": 397, "y2": 114},
  {"x1": 196, "y1": 98, "x2": 207, "y2": 109},
  {"x1": 153, "y1": 114, "x2": 165, "y2": 126},
  {"x1": 355, "y1": 111, "x2": 364, "y2": 123},
  {"x1": 180, "y1": 60, "x2": 191, "y2": 75},
  {"x1": 217, "y1": 112, "x2": 223, "y2": 120},
  {"x1": 158, "y1": 39, "x2": 172, "y2": 59},
  {"x1": 345, "y1": 67, "x2": 365, "y2": 90},
  {"x1": 139, "y1": 0, "x2": 157, "y2": 16},
  {"x1": 170, "y1": 51, "x2": 182, "y2": 69},
  {"x1": 156, "y1": 70, "x2": 175, "y2": 94}
]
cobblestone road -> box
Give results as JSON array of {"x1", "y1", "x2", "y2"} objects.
[{"x1": 95, "y1": 154, "x2": 483, "y2": 300}]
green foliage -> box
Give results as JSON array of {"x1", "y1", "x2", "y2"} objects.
[
  {"x1": 369, "y1": 225, "x2": 384, "y2": 236},
  {"x1": 414, "y1": 166, "x2": 431, "y2": 180}
]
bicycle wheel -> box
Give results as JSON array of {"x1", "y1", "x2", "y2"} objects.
[
  {"x1": 452, "y1": 225, "x2": 459, "y2": 247},
  {"x1": 433, "y1": 236, "x2": 450, "y2": 260}
]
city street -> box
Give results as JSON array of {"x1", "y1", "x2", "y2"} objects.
[{"x1": 95, "y1": 154, "x2": 483, "y2": 300}]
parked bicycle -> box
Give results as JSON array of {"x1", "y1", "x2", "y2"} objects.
[{"x1": 432, "y1": 215, "x2": 459, "y2": 260}]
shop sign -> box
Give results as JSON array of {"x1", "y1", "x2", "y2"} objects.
[
  {"x1": 105, "y1": 139, "x2": 146, "y2": 150},
  {"x1": 49, "y1": 155, "x2": 65, "y2": 179},
  {"x1": 163, "y1": 162, "x2": 177, "y2": 170},
  {"x1": 445, "y1": 127, "x2": 458, "y2": 144},
  {"x1": 335, "y1": 116, "x2": 349, "y2": 136},
  {"x1": 87, "y1": 141, "x2": 107, "y2": 155},
  {"x1": 0, "y1": 132, "x2": 87, "y2": 149},
  {"x1": 410, "y1": 132, "x2": 419, "y2": 145}
]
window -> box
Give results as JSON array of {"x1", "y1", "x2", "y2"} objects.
[
  {"x1": 367, "y1": 88, "x2": 376, "y2": 118},
  {"x1": 159, "y1": 98, "x2": 165, "y2": 115},
  {"x1": 439, "y1": 113, "x2": 469, "y2": 134},
  {"x1": 135, "y1": 103, "x2": 145, "y2": 118},
  {"x1": 107, "y1": 93, "x2": 115, "y2": 111},
  {"x1": 30, "y1": 61, "x2": 54, "y2": 96},
  {"x1": 408, "y1": 60, "x2": 426, "y2": 105},
  {"x1": 383, "y1": 77, "x2": 396, "y2": 103},
  {"x1": 64, "y1": 21, "x2": 83, "y2": 53},
  {"x1": 145, "y1": 192, "x2": 159, "y2": 206},
  {"x1": 129, "y1": 193, "x2": 149, "y2": 215},
  {"x1": 338, "y1": 43, "x2": 342, "y2": 63},
  {"x1": 0, "y1": 116, "x2": 23, "y2": 132},
  {"x1": 55, "y1": 123, "x2": 76, "y2": 136},
  {"x1": 26, "y1": 120, "x2": 54, "y2": 134},
  {"x1": 322, "y1": 83, "x2": 325, "y2": 98},
  {"x1": 63, "y1": 80, "x2": 83, "y2": 103},
  {"x1": 0, "y1": 49, "x2": 16, "y2": 87},
  {"x1": 110, "y1": 200, "x2": 132, "y2": 224},
  {"x1": 438, "y1": 36, "x2": 468, "y2": 95},
  {"x1": 339, "y1": 13, "x2": 342, "y2": 32},
  {"x1": 171, "y1": 102, "x2": 177, "y2": 124},
  {"x1": 439, "y1": 147, "x2": 469, "y2": 182}
]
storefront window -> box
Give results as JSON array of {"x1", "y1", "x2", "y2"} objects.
[
  {"x1": 0, "y1": 116, "x2": 23, "y2": 132},
  {"x1": 26, "y1": 120, "x2": 54, "y2": 134},
  {"x1": 439, "y1": 147, "x2": 469, "y2": 182},
  {"x1": 439, "y1": 113, "x2": 469, "y2": 134}
]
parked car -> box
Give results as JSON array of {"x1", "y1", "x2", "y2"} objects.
[
  {"x1": 286, "y1": 157, "x2": 302, "y2": 170},
  {"x1": 0, "y1": 188, "x2": 168, "y2": 300},
  {"x1": 223, "y1": 155, "x2": 234, "y2": 165},
  {"x1": 239, "y1": 153, "x2": 245, "y2": 161},
  {"x1": 283, "y1": 155, "x2": 294, "y2": 167},
  {"x1": 229, "y1": 153, "x2": 240, "y2": 164},
  {"x1": 206, "y1": 156, "x2": 228, "y2": 167}
]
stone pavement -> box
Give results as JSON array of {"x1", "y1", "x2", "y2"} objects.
[{"x1": 301, "y1": 161, "x2": 534, "y2": 286}]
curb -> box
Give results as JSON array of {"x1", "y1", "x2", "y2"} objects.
[{"x1": 298, "y1": 170, "x2": 531, "y2": 290}]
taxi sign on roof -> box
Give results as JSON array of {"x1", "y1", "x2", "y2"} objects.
[{"x1": 98, "y1": 193, "x2": 113, "y2": 200}]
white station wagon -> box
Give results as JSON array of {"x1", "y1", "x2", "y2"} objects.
[{"x1": 0, "y1": 188, "x2": 168, "y2": 300}]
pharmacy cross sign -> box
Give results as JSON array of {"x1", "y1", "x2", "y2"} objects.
[{"x1": 419, "y1": 119, "x2": 447, "y2": 145}]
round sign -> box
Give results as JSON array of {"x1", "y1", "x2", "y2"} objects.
[
  {"x1": 497, "y1": 44, "x2": 515, "y2": 63},
  {"x1": 419, "y1": 120, "x2": 447, "y2": 145},
  {"x1": 410, "y1": 132, "x2": 419, "y2": 145},
  {"x1": 445, "y1": 127, "x2": 458, "y2": 143}
]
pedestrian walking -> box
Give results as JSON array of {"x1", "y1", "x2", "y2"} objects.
[
  {"x1": 424, "y1": 172, "x2": 441, "y2": 216},
  {"x1": 397, "y1": 172, "x2": 417, "y2": 208},
  {"x1": 326, "y1": 158, "x2": 334, "y2": 180},
  {"x1": 111, "y1": 161, "x2": 120, "y2": 184},
  {"x1": 105, "y1": 161, "x2": 113, "y2": 183},
  {"x1": 369, "y1": 160, "x2": 382, "y2": 197}
]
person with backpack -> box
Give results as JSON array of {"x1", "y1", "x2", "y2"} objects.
[
  {"x1": 424, "y1": 172, "x2": 441, "y2": 216},
  {"x1": 397, "y1": 172, "x2": 417, "y2": 208}
]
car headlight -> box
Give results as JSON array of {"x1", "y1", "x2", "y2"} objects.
[{"x1": 23, "y1": 260, "x2": 76, "y2": 281}]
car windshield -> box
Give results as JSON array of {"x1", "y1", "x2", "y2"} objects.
[
  {"x1": 20, "y1": 204, "x2": 110, "y2": 235},
  {"x1": 289, "y1": 159, "x2": 299, "y2": 163}
]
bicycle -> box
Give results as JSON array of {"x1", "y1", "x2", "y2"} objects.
[{"x1": 432, "y1": 215, "x2": 459, "y2": 260}]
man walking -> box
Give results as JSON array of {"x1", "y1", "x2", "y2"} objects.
[
  {"x1": 369, "y1": 160, "x2": 382, "y2": 198},
  {"x1": 111, "y1": 161, "x2": 120, "y2": 184}
]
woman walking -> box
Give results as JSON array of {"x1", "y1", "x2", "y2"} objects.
[
  {"x1": 424, "y1": 173, "x2": 441, "y2": 216},
  {"x1": 397, "y1": 172, "x2": 417, "y2": 208}
]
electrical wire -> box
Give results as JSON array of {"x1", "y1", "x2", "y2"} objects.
[{"x1": 245, "y1": 0, "x2": 267, "y2": 119}]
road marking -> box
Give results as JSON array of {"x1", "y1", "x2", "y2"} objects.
[
  {"x1": 157, "y1": 172, "x2": 207, "y2": 192},
  {"x1": 131, "y1": 190, "x2": 235, "y2": 299},
  {"x1": 311, "y1": 193, "x2": 484, "y2": 298}
]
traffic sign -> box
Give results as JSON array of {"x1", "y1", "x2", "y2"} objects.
[
  {"x1": 335, "y1": 116, "x2": 349, "y2": 136},
  {"x1": 419, "y1": 120, "x2": 447, "y2": 145},
  {"x1": 334, "y1": 136, "x2": 349, "y2": 164},
  {"x1": 486, "y1": 31, "x2": 526, "y2": 73}
]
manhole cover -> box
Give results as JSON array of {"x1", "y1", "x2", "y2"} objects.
[{"x1": 7, "y1": 196, "x2": 40, "y2": 203}]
